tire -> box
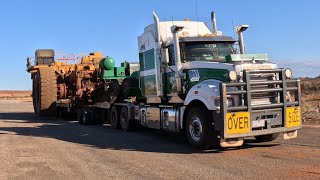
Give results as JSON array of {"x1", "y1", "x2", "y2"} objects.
[
  {"x1": 32, "y1": 76, "x2": 39, "y2": 113},
  {"x1": 95, "y1": 109, "x2": 106, "y2": 125},
  {"x1": 82, "y1": 108, "x2": 96, "y2": 125},
  {"x1": 121, "y1": 78, "x2": 139, "y2": 98},
  {"x1": 110, "y1": 106, "x2": 120, "y2": 129},
  {"x1": 34, "y1": 68, "x2": 57, "y2": 116},
  {"x1": 102, "y1": 109, "x2": 110, "y2": 124},
  {"x1": 120, "y1": 107, "x2": 134, "y2": 131},
  {"x1": 77, "y1": 109, "x2": 83, "y2": 124},
  {"x1": 185, "y1": 106, "x2": 217, "y2": 150},
  {"x1": 254, "y1": 133, "x2": 279, "y2": 142},
  {"x1": 82, "y1": 109, "x2": 89, "y2": 125}
]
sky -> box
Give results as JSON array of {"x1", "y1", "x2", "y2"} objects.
[{"x1": 0, "y1": 0, "x2": 319, "y2": 90}]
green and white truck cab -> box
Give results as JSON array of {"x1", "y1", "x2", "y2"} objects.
[{"x1": 136, "y1": 12, "x2": 301, "y2": 149}]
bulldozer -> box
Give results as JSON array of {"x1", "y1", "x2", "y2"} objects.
[{"x1": 27, "y1": 49, "x2": 137, "y2": 116}]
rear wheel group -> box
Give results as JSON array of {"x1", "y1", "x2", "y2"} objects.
[
  {"x1": 110, "y1": 106, "x2": 136, "y2": 131},
  {"x1": 77, "y1": 106, "x2": 136, "y2": 131}
]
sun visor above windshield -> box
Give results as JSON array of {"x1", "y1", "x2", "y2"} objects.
[
  {"x1": 225, "y1": 54, "x2": 269, "y2": 62},
  {"x1": 179, "y1": 36, "x2": 236, "y2": 43}
]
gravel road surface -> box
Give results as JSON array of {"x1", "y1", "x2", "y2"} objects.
[{"x1": 0, "y1": 100, "x2": 319, "y2": 180}]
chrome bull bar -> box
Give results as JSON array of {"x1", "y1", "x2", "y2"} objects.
[{"x1": 218, "y1": 69, "x2": 302, "y2": 139}]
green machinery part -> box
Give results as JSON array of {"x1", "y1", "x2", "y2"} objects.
[
  {"x1": 99, "y1": 57, "x2": 130, "y2": 80},
  {"x1": 100, "y1": 56, "x2": 115, "y2": 70}
]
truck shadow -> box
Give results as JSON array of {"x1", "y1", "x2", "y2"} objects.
[{"x1": 0, "y1": 112, "x2": 279, "y2": 154}]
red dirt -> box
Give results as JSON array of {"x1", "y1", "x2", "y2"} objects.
[{"x1": 0, "y1": 90, "x2": 32, "y2": 100}]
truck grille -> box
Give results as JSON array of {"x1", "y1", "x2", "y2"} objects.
[
  {"x1": 221, "y1": 69, "x2": 300, "y2": 112},
  {"x1": 250, "y1": 73, "x2": 278, "y2": 105}
]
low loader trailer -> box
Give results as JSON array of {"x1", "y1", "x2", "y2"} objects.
[{"x1": 27, "y1": 11, "x2": 301, "y2": 149}]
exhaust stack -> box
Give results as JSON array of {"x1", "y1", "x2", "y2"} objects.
[
  {"x1": 236, "y1": 25, "x2": 249, "y2": 54},
  {"x1": 211, "y1": 11, "x2": 218, "y2": 34}
]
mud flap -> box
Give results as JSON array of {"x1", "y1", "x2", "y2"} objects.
[
  {"x1": 220, "y1": 138, "x2": 244, "y2": 148},
  {"x1": 283, "y1": 130, "x2": 298, "y2": 140}
]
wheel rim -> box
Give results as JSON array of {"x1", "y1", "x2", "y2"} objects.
[{"x1": 189, "y1": 117, "x2": 203, "y2": 142}]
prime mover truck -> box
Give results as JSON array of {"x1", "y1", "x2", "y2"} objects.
[{"x1": 26, "y1": 12, "x2": 301, "y2": 149}]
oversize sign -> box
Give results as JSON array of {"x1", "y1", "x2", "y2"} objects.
[{"x1": 226, "y1": 112, "x2": 251, "y2": 135}]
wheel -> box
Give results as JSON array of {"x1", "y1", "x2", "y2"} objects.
[
  {"x1": 33, "y1": 68, "x2": 57, "y2": 116},
  {"x1": 82, "y1": 108, "x2": 96, "y2": 125},
  {"x1": 254, "y1": 133, "x2": 279, "y2": 142},
  {"x1": 32, "y1": 76, "x2": 39, "y2": 113},
  {"x1": 110, "y1": 106, "x2": 120, "y2": 129},
  {"x1": 185, "y1": 106, "x2": 217, "y2": 149},
  {"x1": 82, "y1": 108, "x2": 90, "y2": 125},
  {"x1": 95, "y1": 109, "x2": 106, "y2": 125},
  {"x1": 121, "y1": 78, "x2": 139, "y2": 98},
  {"x1": 77, "y1": 109, "x2": 83, "y2": 124},
  {"x1": 120, "y1": 107, "x2": 134, "y2": 131},
  {"x1": 101, "y1": 109, "x2": 110, "y2": 124}
]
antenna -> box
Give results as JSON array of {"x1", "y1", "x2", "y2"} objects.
[{"x1": 232, "y1": 17, "x2": 236, "y2": 39}]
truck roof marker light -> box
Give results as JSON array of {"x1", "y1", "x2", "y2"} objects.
[{"x1": 216, "y1": 31, "x2": 223, "y2": 36}]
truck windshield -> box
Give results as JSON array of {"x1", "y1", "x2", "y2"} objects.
[{"x1": 181, "y1": 42, "x2": 234, "y2": 62}]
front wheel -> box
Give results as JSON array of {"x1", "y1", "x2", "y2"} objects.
[{"x1": 185, "y1": 106, "x2": 217, "y2": 149}]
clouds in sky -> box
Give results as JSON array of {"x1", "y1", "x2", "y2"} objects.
[{"x1": 276, "y1": 58, "x2": 320, "y2": 78}]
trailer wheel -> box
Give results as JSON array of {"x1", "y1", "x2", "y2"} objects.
[
  {"x1": 120, "y1": 107, "x2": 134, "y2": 131},
  {"x1": 33, "y1": 68, "x2": 57, "y2": 116},
  {"x1": 77, "y1": 109, "x2": 83, "y2": 124},
  {"x1": 82, "y1": 108, "x2": 96, "y2": 125},
  {"x1": 110, "y1": 106, "x2": 120, "y2": 129},
  {"x1": 254, "y1": 133, "x2": 279, "y2": 142},
  {"x1": 185, "y1": 106, "x2": 217, "y2": 149},
  {"x1": 82, "y1": 109, "x2": 89, "y2": 125}
]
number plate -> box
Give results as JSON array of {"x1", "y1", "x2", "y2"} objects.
[
  {"x1": 226, "y1": 112, "x2": 251, "y2": 134},
  {"x1": 286, "y1": 107, "x2": 301, "y2": 128},
  {"x1": 252, "y1": 120, "x2": 266, "y2": 128}
]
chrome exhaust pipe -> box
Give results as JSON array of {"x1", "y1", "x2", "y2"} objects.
[{"x1": 211, "y1": 11, "x2": 218, "y2": 34}]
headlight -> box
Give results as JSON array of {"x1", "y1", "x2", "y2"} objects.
[
  {"x1": 228, "y1": 71, "x2": 237, "y2": 81},
  {"x1": 285, "y1": 68, "x2": 292, "y2": 78}
]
